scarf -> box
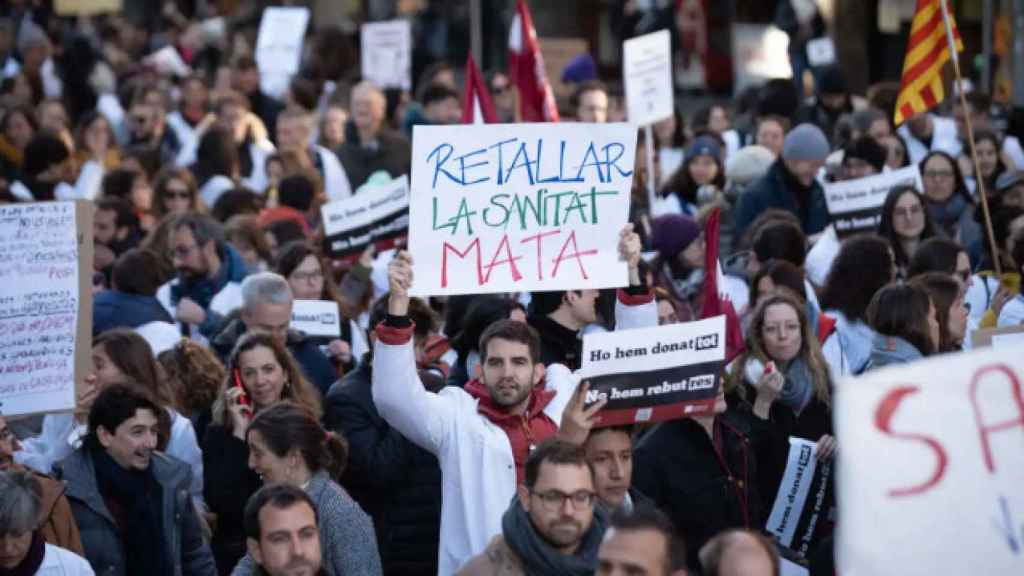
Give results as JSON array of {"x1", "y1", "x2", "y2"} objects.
[
  {"x1": 778, "y1": 357, "x2": 815, "y2": 415},
  {"x1": 926, "y1": 193, "x2": 969, "y2": 238},
  {"x1": 502, "y1": 497, "x2": 607, "y2": 576},
  {"x1": 92, "y1": 447, "x2": 172, "y2": 576},
  {"x1": 0, "y1": 532, "x2": 44, "y2": 576}
]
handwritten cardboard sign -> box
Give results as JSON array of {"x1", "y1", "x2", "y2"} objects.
[
  {"x1": 408, "y1": 123, "x2": 636, "y2": 296},
  {"x1": 579, "y1": 315, "x2": 726, "y2": 426},
  {"x1": 255, "y1": 7, "x2": 311, "y2": 99},
  {"x1": 321, "y1": 175, "x2": 409, "y2": 258},
  {"x1": 823, "y1": 166, "x2": 921, "y2": 238},
  {"x1": 360, "y1": 20, "x2": 412, "y2": 91},
  {"x1": 837, "y1": 346, "x2": 1024, "y2": 575},
  {"x1": 623, "y1": 30, "x2": 674, "y2": 127},
  {"x1": 766, "y1": 437, "x2": 835, "y2": 558},
  {"x1": 0, "y1": 202, "x2": 92, "y2": 417},
  {"x1": 290, "y1": 300, "x2": 342, "y2": 338}
]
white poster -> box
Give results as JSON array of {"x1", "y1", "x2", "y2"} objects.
[
  {"x1": 623, "y1": 30, "x2": 674, "y2": 127},
  {"x1": 731, "y1": 24, "x2": 793, "y2": 93},
  {"x1": 255, "y1": 7, "x2": 311, "y2": 99},
  {"x1": 321, "y1": 175, "x2": 409, "y2": 257},
  {"x1": 361, "y1": 20, "x2": 412, "y2": 91},
  {"x1": 823, "y1": 166, "x2": 922, "y2": 237},
  {"x1": 806, "y1": 37, "x2": 837, "y2": 67},
  {"x1": 291, "y1": 300, "x2": 342, "y2": 338},
  {"x1": 407, "y1": 123, "x2": 637, "y2": 296},
  {"x1": 837, "y1": 346, "x2": 1024, "y2": 576}
]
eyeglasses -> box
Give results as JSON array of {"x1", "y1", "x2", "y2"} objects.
[
  {"x1": 894, "y1": 204, "x2": 923, "y2": 219},
  {"x1": 168, "y1": 244, "x2": 199, "y2": 260},
  {"x1": 923, "y1": 170, "x2": 954, "y2": 180},
  {"x1": 291, "y1": 270, "x2": 323, "y2": 283},
  {"x1": 164, "y1": 188, "x2": 191, "y2": 200},
  {"x1": 530, "y1": 489, "x2": 596, "y2": 511}
]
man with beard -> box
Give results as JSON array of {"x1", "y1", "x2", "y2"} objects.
[
  {"x1": 372, "y1": 225, "x2": 656, "y2": 575},
  {"x1": 244, "y1": 484, "x2": 325, "y2": 576},
  {"x1": 54, "y1": 386, "x2": 216, "y2": 576},
  {"x1": 458, "y1": 440, "x2": 607, "y2": 576},
  {"x1": 156, "y1": 213, "x2": 248, "y2": 341}
]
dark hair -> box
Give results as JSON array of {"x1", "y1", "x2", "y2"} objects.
[
  {"x1": 211, "y1": 188, "x2": 264, "y2": 222},
  {"x1": 22, "y1": 131, "x2": 69, "y2": 178},
  {"x1": 820, "y1": 235, "x2": 894, "y2": 322},
  {"x1": 608, "y1": 505, "x2": 687, "y2": 572},
  {"x1": 101, "y1": 168, "x2": 141, "y2": 200},
  {"x1": 867, "y1": 282, "x2": 936, "y2": 357},
  {"x1": 1013, "y1": 227, "x2": 1024, "y2": 276},
  {"x1": 527, "y1": 291, "x2": 571, "y2": 317},
  {"x1": 112, "y1": 248, "x2": 164, "y2": 296},
  {"x1": 451, "y1": 296, "x2": 520, "y2": 358},
  {"x1": 152, "y1": 167, "x2": 201, "y2": 219},
  {"x1": 96, "y1": 196, "x2": 139, "y2": 231},
  {"x1": 700, "y1": 529, "x2": 781, "y2": 576},
  {"x1": 243, "y1": 483, "x2": 319, "y2": 540},
  {"x1": 247, "y1": 402, "x2": 348, "y2": 480},
  {"x1": 278, "y1": 173, "x2": 316, "y2": 212},
  {"x1": 691, "y1": 102, "x2": 728, "y2": 133},
  {"x1": 0, "y1": 105, "x2": 38, "y2": 140},
  {"x1": 989, "y1": 205, "x2": 1024, "y2": 268},
  {"x1": 421, "y1": 83, "x2": 459, "y2": 107},
  {"x1": 909, "y1": 272, "x2": 962, "y2": 352},
  {"x1": 737, "y1": 209, "x2": 802, "y2": 251},
  {"x1": 750, "y1": 259, "x2": 806, "y2": 305},
  {"x1": 889, "y1": 134, "x2": 911, "y2": 168},
  {"x1": 877, "y1": 185, "x2": 937, "y2": 268},
  {"x1": 524, "y1": 439, "x2": 590, "y2": 489},
  {"x1": 369, "y1": 294, "x2": 438, "y2": 343},
  {"x1": 478, "y1": 319, "x2": 541, "y2": 365},
  {"x1": 569, "y1": 80, "x2": 608, "y2": 110},
  {"x1": 920, "y1": 150, "x2": 973, "y2": 207},
  {"x1": 288, "y1": 76, "x2": 319, "y2": 111},
  {"x1": 271, "y1": 241, "x2": 347, "y2": 314},
  {"x1": 752, "y1": 220, "x2": 806, "y2": 267},
  {"x1": 415, "y1": 60, "x2": 454, "y2": 101},
  {"x1": 158, "y1": 339, "x2": 225, "y2": 418},
  {"x1": 266, "y1": 220, "x2": 306, "y2": 249},
  {"x1": 906, "y1": 237, "x2": 965, "y2": 278},
  {"x1": 194, "y1": 126, "x2": 239, "y2": 187},
  {"x1": 173, "y1": 213, "x2": 225, "y2": 253},
  {"x1": 843, "y1": 136, "x2": 887, "y2": 173},
  {"x1": 226, "y1": 215, "x2": 273, "y2": 264},
  {"x1": 84, "y1": 385, "x2": 162, "y2": 451},
  {"x1": 963, "y1": 91, "x2": 991, "y2": 115},
  {"x1": 662, "y1": 148, "x2": 726, "y2": 206},
  {"x1": 93, "y1": 329, "x2": 177, "y2": 410}
]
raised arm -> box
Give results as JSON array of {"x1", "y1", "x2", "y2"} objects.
[{"x1": 614, "y1": 223, "x2": 657, "y2": 331}]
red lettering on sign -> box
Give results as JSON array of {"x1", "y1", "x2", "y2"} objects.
[
  {"x1": 520, "y1": 229, "x2": 560, "y2": 280},
  {"x1": 969, "y1": 364, "x2": 1024, "y2": 474},
  {"x1": 441, "y1": 238, "x2": 482, "y2": 288},
  {"x1": 483, "y1": 235, "x2": 524, "y2": 283},
  {"x1": 551, "y1": 230, "x2": 598, "y2": 280},
  {"x1": 874, "y1": 385, "x2": 948, "y2": 498}
]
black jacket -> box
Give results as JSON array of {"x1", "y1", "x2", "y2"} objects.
[
  {"x1": 323, "y1": 360, "x2": 441, "y2": 576},
  {"x1": 732, "y1": 159, "x2": 830, "y2": 241},
  {"x1": 526, "y1": 313, "x2": 581, "y2": 370},
  {"x1": 93, "y1": 290, "x2": 174, "y2": 335},
  {"x1": 337, "y1": 123, "x2": 412, "y2": 191},
  {"x1": 633, "y1": 414, "x2": 765, "y2": 569},
  {"x1": 202, "y1": 424, "x2": 262, "y2": 576}
]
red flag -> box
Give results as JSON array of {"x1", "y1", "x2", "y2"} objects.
[
  {"x1": 461, "y1": 54, "x2": 498, "y2": 124},
  {"x1": 700, "y1": 208, "x2": 745, "y2": 362},
  {"x1": 508, "y1": 0, "x2": 559, "y2": 122}
]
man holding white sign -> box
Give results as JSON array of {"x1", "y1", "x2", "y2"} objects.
[{"x1": 371, "y1": 224, "x2": 655, "y2": 575}]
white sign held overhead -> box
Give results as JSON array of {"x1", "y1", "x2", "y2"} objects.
[
  {"x1": 823, "y1": 166, "x2": 922, "y2": 238},
  {"x1": 623, "y1": 30, "x2": 674, "y2": 127},
  {"x1": 837, "y1": 346, "x2": 1024, "y2": 576},
  {"x1": 255, "y1": 7, "x2": 311, "y2": 99},
  {"x1": 291, "y1": 300, "x2": 342, "y2": 338},
  {"x1": 361, "y1": 20, "x2": 412, "y2": 91},
  {"x1": 806, "y1": 37, "x2": 837, "y2": 67}
]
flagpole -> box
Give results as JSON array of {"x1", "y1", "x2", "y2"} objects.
[
  {"x1": 643, "y1": 124, "x2": 657, "y2": 216},
  {"x1": 940, "y1": 0, "x2": 1002, "y2": 276}
]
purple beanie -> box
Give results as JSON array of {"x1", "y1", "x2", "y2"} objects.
[{"x1": 651, "y1": 214, "x2": 701, "y2": 259}]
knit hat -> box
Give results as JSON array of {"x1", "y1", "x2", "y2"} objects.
[
  {"x1": 782, "y1": 124, "x2": 830, "y2": 162},
  {"x1": 843, "y1": 136, "x2": 887, "y2": 173},
  {"x1": 685, "y1": 136, "x2": 722, "y2": 161},
  {"x1": 650, "y1": 214, "x2": 701, "y2": 259},
  {"x1": 726, "y1": 145, "x2": 776, "y2": 186},
  {"x1": 561, "y1": 53, "x2": 597, "y2": 84}
]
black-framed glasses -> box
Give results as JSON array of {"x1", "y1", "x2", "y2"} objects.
[{"x1": 530, "y1": 489, "x2": 596, "y2": 511}]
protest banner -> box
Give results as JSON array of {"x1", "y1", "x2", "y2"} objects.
[
  {"x1": 255, "y1": 7, "x2": 311, "y2": 99},
  {"x1": 766, "y1": 438, "x2": 835, "y2": 558},
  {"x1": 623, "y1": 30, "x2": 674, "y2": 127},
  {"x1": 0, "y1": 201, "x2": 93, "y2": 417},
  {"x1": 322, "y1": 175, "x2": 409, "y2": 258},
  {"x1": 360, "y1": 20, "x2": 412, "y2": 91},
  {"x1": 824, "y1": 166, "x2": 922, "y2": 238},
  {"x1": 837, "y1": 346, "x2": 1024, "y2": 576},
  {"x1": 55, "y1": 0, "x2": 121, "y2": 16},
  {"x1": 579, "y1": 316, "x2": 726, "y2": 426},
  {"x1": 407, "y1": 123, "x2": 637, "y2": 296},
  {"x1": 291, "y1": 300, "x2": 342, "y2": 338}
]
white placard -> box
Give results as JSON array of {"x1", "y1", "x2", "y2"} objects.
[
  {"x1": 255, "y1": 7, "x2": 311, "y2": 100},
  {"x1": 361, "y1": 20, "x2": 412, "y2": 91},
  {"x1": 823, "y1": 166, "x2": 922, "y2": 238},
  {"x1": 623, "y1": 30, "x2": 674, "y2": 126},
  {"x1": 291, "y1": 300, "x2": 342, "y2": 338},
  {"x1": 837, "y1": 346, "x2": 1024, "y2": 576},
  {"x1": 806, "y1": 37, "x2": 836, "y2": 67},
  {"x1": 407, "y1": 123, "x2": 637, "y2": 296},
  {"x1": 321, "y1": 175, "x2": 409, "y2": 257},
  {"x1": 0, "y1": 202, "x2": 90, "y2": 416},
  {"x1": 992, "y1": 332, "x2": 1024, "y2": 347}
]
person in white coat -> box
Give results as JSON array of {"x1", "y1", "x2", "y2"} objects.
[{"x1": 371, "y1": 225, "x2": 656, "y2": 575}]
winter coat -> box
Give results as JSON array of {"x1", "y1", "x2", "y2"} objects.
[
  {"x1": 12, "y1": 465, "x2": 85, "y2": 557},
  {"x1": 325, "y1": 360, "x2": 442, "y2": 576},
  {"x1": 156, "y1": 244, "x2": 248, "y2": 340},
  {"x1": 455, "y1": 536, "x2": 525, "y2": 576},
  {"x1": 55, "y1": 449, "x2": 216, "y2": 576},
  {"x1": 92, "y1": 290, "x2": 174, "y2": 336},
  {"x1": 201, "y1": 424, "x2": 261, "y2": 575},
  {"x1": 866, "y1": 333, "x2": 925, "y2": 370},
  {"x1": 337, "y1": 123, "x2": 412, "y2": 190},
  {"x1": 820, "y1": 310, "x2": 876, "y2": 378},
  {"x1": 733, "y1": 159, "x2": 830, "y2": 240}
]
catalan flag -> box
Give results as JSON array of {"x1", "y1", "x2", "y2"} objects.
[{"x1": 893, "y1": 0, "x2": 964, "y2": 126}]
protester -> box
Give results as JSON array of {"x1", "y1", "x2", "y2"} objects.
[
  {"x1": 152, "y1": 167, "x2": 203, "y2": 220},
  {"x1": 660, "y1": 135, "x2": 725, "y2": 216},
  {"x1": 337, "y1": 81, "x2": 411, "y2": 191},
  {"x1": 865, "y1": 283, "x2": 940, "y2": 369},
  {"x1": 906, "y1": 237, "x2": 973, "y2": 283},
  {"x1": 230, "y1": 402, "x2": 382, "y2": 575},
  {"x1": 93, "y1": 248, "x2": 174, "y2": 335},
  {"x1": 754, "y1": 115, "x2": 788, "y2": 158},
  {"x1": 596, "y1": 505, "x2": 688, "y2": 576},
  {"x1": 648, "y1": 214, "x2": 705, "y2": 321},
  {"x1": 275, "y1": 107, "x2": 352, "y2": 199},
  {"x1": 961, "y1": 129, "x2": 1007, "y2": 197},
  {"x1": 877, "y1": 185, "x2": 938, "y2": 276},
  {"x1": 225, "y1": 215, "x2": 273, "y2": 274},
  {"x1": 157, "y1": 339, "x2": 227, "y2": 442},
  {"x1": 572, "y1": 81, "x2": 609, "y2": 123},
  {"x1": 55, "y1": 385, "x2": 216, "y2": 576},
  {"x1": 581, "y1": 425, "x2": 644, "y2": 514},
  {"x1": 446, "y1": 296, "x2": 527, "y2": 388},
  {"x1": 0, "y1": 470, "x2": 92, "y2": 575},
  {"x1": 920, "y1": 150, "x2": 982, "y2": 261},
  {"x1": 908, "y1": 272, "x2": 968, "y2": 353},
  {"x1": 242, "y1": 484, "x2": 325, "y2": 576},
  {"x1": 193, "y1": 126, "x2": 239, "y2": 207},
  {"x1": 997, "y1": 230, "x2": 1024, "y2": 327},
  {"x1": 699, "y1": 529, "x2": 779, "y2": 576},
  {"x1": 840, "y1": 136, "x2": 886, "y2": 180},
  {"x1": 898, "y1": 112, "x2": 960, "y2": 165},
  {"x1": 457, "y1": 439, "x2": 608, "y2": 576}
]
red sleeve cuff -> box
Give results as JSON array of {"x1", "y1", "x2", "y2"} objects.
[
  {"x1": 375, "y1": 322, "x2": 415, "y2": 345},
  {"x1": 616, "y1": 287, "x2": 655, "y2": 306}
]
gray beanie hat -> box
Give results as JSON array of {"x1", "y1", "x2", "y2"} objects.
[
  {"x1": 726, "y1": 145, "x2": 776, "y2": 186},
  {"x1": 782, "y1": 123, "x2": 830, "y2": 162}
]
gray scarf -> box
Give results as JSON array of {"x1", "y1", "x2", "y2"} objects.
[
  {"x1": 502, "y1": 497, "x2": 607, "y2": 576},
  {"x1": 778, "y1": 357, "x2": 815, "y2": 414}
]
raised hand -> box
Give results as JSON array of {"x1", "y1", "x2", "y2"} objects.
[
  {"x1": 559, "y1": 380, "x2": 608, "y2": 446},
  {"x1": 388, "y1": 251, "x2": 414, "y2": 316}
]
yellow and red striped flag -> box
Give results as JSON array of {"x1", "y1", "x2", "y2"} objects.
[{"x1": 893, "y1": 0, "x2": 964, "y2": 126}]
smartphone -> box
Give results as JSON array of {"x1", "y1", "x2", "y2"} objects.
[
  {"x1": 764, "y1": 361, "x2": 776, "y2": 375},
  {"x1": 233, "y1": 368, "x2": 250, "y2": 408}
]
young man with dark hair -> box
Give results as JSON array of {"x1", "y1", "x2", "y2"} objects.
[
  {"x1": 372, "y1": 225, "x2": 655, "y2": 574},
  {"x1": 526, "y1": 288, "x2": 602, "y2": 369},
  {"x1": 458, "y1": 439, "x2": 607, "y2": 575},
  {"x1": 597, "y1": 505, "x2": 689, "y2": 576},
  {"x1": 571, "y1": 81, "x2": 609, "y2": 123},
  {"x1": 93, "y1": 248, "x2": 175, "y2": 335},
  {"x1": 420, "y1": 84, "x2": 461, "y2": 125},
  {"x1": 94, "y1": 196, "x2": 143, "y2": 256},
  {"x1": 55, "y1": 386, "x2": 216, "y2": 576},
  {"x1": 244, "y1": 484, "x2": 325, "y2": 576}
]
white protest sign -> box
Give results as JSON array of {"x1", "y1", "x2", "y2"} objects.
[
  {"x1": 579, "y1": 316, "x2": 725, "y2": 426},
  {"x1": 408, "y1": 123, "x2": 637, "y2": 296},
  {"x1": 291, "y1": 300, "x2": 342, "y2": 338},
  {"x1": 766, "y1": 437, "x2": 835, "y2": 557},
  {"x1": 0, "y1": 202, "x2": 93, "y2": 417},
  {"x1": 823, "y1": 166, "x2": 922, "y2": 238},
  {"x1": 360, "y1": 20, "x2": 412, "y2": 91},
  {"x1": 837, "y1": 346, "x2": 1024, "y2": 576},
  {"x1": 255, "y1": 7, "x2": 311, "y2": 100},
  {"x1": 806, "y1": 37, "x2": 836, "y2": 67},
  {"x1": 321, "y1": 175, "x2": 409, "y2": 258},
  {"x1": 623, "y1": 30, "x2": 674, "y2": 127},
  {"x1": 731, "y1": 24, "x2": 793, "y2": 93}
]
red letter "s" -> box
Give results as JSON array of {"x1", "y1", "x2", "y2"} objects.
[{"x1": 874, "y1": 385, "x2": 948, "y2": 498}]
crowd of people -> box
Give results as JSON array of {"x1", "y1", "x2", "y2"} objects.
[{"x1": 2, "y1": 2, "x2": 1024, "y2": 576}]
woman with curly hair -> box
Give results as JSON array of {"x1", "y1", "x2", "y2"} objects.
[{"x1": 158, "y1": 339, "x2": 227, "y2": 442}]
